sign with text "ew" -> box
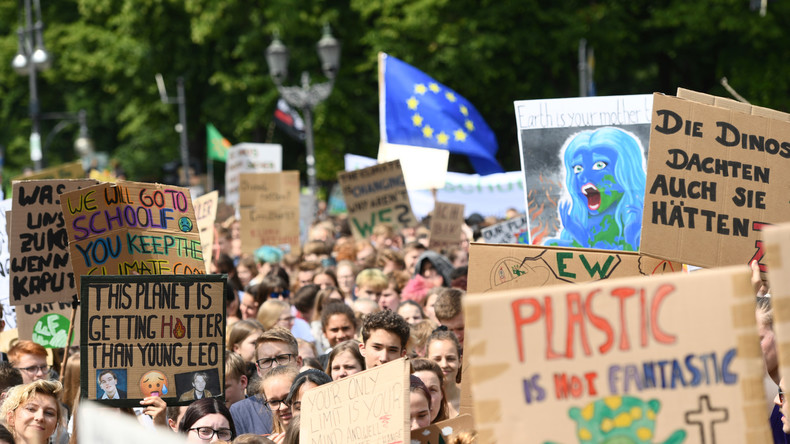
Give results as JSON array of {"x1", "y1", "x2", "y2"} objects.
[
  {"x1": 463, "y1": 266, "x2": 769, "y2": 443},
  {"x1": 300, "y1": 358, "x2": 409, "y2": 444},
  {"x1": 80, "y1": 274, "x2": 226, "y2": 407},
  {"x1": 641, "y1": 89, "x2": 790, "y2": 268},
  {"x1": 337, "y1": 160, "x2": 417, "y2": 240},
  {"x1": 60, "y1": 181, "x2": 205, "y2": 291},
  {"x1": 10, "y1": 179, "x2": 98, "y2": 306}
]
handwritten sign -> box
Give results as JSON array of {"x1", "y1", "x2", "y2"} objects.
[
  {"x1": 0, "y1": 200, "x2": 15, "y2": 327},
  {"x1": 12, "y1": 161, "x2": 85, "y2": 181},
  {"x1": 193, "y1": 191, "x2": 219, "y2": 271},
  {"x1": 300, "y1": 358, "x2": 409, "y2": 443},
  {"x1": 80, "y1": 274, "x2": 225, "y2": 407},
  {"x1": 225, "y1": 143, "x2": 282, "y2": 208},
  {"x1": 410, "y1": 414, "x2": 474, "y2": 443},
  {"x1": 10, "y1": 179, "x2": 98, "y2": 306},
  {"x1": 60, "y1": 181, "x2": 205, "y2": 288},
  {"x1": 463, "y1": 266, "x2": 769, "y2": 443},
  {"x1": 17, "y1": 301, "x2": 79, "y2": 348},
  {"x1": 337, "y1": 160, "x2": 417, "y2": 239},
  {"x1": 429, "y1": 201, "x2": 465, "y2": 251},
  {"x1": 467, "y1": 243, "x2": 681, "y2": 294},
  {"x1": 642, "y1": 89, "x2": 790, "y2": 268},
  {"x1": 238, "y1": 172, "x2": 300, "y2": 255},
  {"x1": 762, "y1": 223, "x2": 790, "y2": 408},
  {"x1": 481, "y1": 215, "x2": 529, "y2": 245}
]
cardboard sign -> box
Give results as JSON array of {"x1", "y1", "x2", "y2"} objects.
[
  {"x1": 642, "y1": 89, "x2": 790, "y2": 268},
  {"x1": 429, "y1": 201, "x2": 465, "y2": 250},
  {"x1": 480, "y1": 215, "x2": 529, "y2": 244},
  {"x1": 411, "y1": 414, "x2": 474, "y2": 443},
  {"x1": 10, "y1": 179, "x2": 98, "y2": 306},
  {"x1": 300, "y1": 358, "x2": 409, "y2": 444},
  {"x1": 12, "y1": 161, "x2": 85, "y2": 181},
  {"x1": 463, "y1": 266, "x2": 769, "y2": 443},
  {"x1": 238, "y1": 172, "x2": 300, "y2": 254},
  {"x1": 378, "y1": 142, "x2": 449, "y2": 190},
  {"x1": 225, "y1": 143, "x2": 282, "y2": 208},
  {"x1": 79, "y1": 401, "x2": 187, "y2": 444},
  {"x1": 0, "y1": 200, "x2": 15, "y2": 328},
  {"x1": 467, "y1": 243, "x2": 681, "y2": 294},
  {"x1": 337, "y1": 160, "x2": 417, "y2": 239},
  {"x1": 194, "y1": 191, "x2": 219, "y2": 271},
  {"x1": 16, "y1": 301, "x2": 79, "y2": 348},
  {"x1": 80, "y1": 274, "x2": 225, "y2": 407},
  {"x1": 762, "y1": 222, "x2": 790, "y2": 402},
  {"x1": 60, "y1": 181, "x2": 205, "y2": 288},
  {"x1": 514, "y1": 95, "x2": 653, "y2": 249}
]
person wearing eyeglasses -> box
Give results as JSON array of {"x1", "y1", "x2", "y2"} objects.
[
  {"x1": 260, "y1": 365, "x2": 299, "y2": 443},
  {"x1": 8, "y1": 341, "x2": 49, "y2": 384},
  {"x1": 230, "y1": 327, "x2": 302, "y2": 436},
  {"x1": 178, "y1": 398, "x2": 236, "y2": 443}
]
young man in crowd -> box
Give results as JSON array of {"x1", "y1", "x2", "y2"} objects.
[
  {"x1": 230, "y1": 327, "x2": 303, "y2": 435},
  {"x1": 9, "y1": 340, "x2": 49, "y2": 384},
  {"x1": 359, "y1": 310, "x2": 411, "y2": 368},
  {"x1": 354, "y1": 268, "x2": 388, "y2": 302}
]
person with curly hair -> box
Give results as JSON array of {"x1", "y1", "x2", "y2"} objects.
[{"x1": 359, "y1": 310, "x2": 410, "y2": 368}]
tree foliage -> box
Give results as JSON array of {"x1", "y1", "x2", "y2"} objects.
[{"x1": 0, "y1": 0, "x2": 788, "y2": 187}]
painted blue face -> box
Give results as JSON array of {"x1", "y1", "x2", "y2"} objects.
[{"x1": 569, "y1": 145, "x2": 624, "y2": 214}]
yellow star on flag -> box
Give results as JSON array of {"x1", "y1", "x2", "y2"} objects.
[
  {"x1": 422, "y1": 125, "x2": 434, "y2": 138},
  {"x1": 407, "y1": 96, "x2": 419, "y2": 110},
  {"x1": 445, "y1": 92, "x2": 456, "y2": 102},
  {"x1": 459, "y1": 105, "x2": 468, "y2": 116},
  {"x1": 411, "y1": 114, "x2": 423, "y2": 127},
  {"x1": 414, "y1": 84, "x2": 427, "y2": 95},
  {"x1": 437, "y1": 131, "x2": 449, "y2": 145},
  {"x1": 429, "y1": 83, "x2": 440, "y2": 93},
  {"x1": 465, "y1": 119, "x2": 475, "y2": 131},
  {"x1": 453, "y1": 129, "x2": 467, "y2": 141}
]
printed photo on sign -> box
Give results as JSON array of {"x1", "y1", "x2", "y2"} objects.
[
  {"x1": 97, "y1": 369, "x2": 128, "y2": 400},
  {"x1": 175, "y1": 369, "x2": 220, "y2": 402},
  {"x1": 515, "y1": 95, "x2": 652, "y2": 250}
]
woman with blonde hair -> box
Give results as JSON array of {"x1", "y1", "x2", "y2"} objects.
[
  {"x1": 257, "y1": 300, "x2": 294, "y2": 331},
  {"x1": 2, "y1": 380, "x2": 62, "y2": 444}
]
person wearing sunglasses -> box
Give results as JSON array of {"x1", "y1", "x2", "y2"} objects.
[{"x1": 179, "y1": 398, "x2": 236, "y2": 443}]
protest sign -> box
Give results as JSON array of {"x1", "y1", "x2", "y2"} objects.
[
  {"x1": 225, "y1": 143, "x2": 282, "y2": 208},
  {"x1": 300, "y1": 358, "x2": 409, "y2": 443},
  {"x1": 60, "y1": 181, "x2": 205, "y2": 289},
  {"x1": 378, "y1": 142, "x2": 449, "y2": 190},
  {"x1": 0, "y1": 200, "x2": 14, "y2": 328},
  {"x1": 238, "y1": 172, "x2": 300, "y2": 255},
  {"x1": 762, "y1": 222, "x2": 790, "y2": 400},
  {"x1": 79, "y1": 400, "x2": 191, "y2": 444},
  {"x1": 463, "y1": 266, "x2": 769, "y2": 443},
  {"x1": 17, "y1": 301, "x2": 79, "y2": 348},
  {"x1": 12, "y1": 161, "x2": 85, "y2": 181},
  {"x1": 467, "y1": 243, "x2": 681, "y2": 294},
  {"x1": 10, "y1": 179, "x2": 98, "y2": 306},
  {"x1": 338, "y1": 160, "x2": 417, "y2": 239},
  {"x1": 642, "y1": 89, "x2": 790, "y2": 268},
  {"x1": 80, "y1": 274, "x2": 225, "y2": 406},
  {"x1": 515, "y1": 95, "x2": 652, "y2": 250},
  {"x1": 411, "y1": 414, "x2": 474, "y2": 443},
  {"x1": 429, "y1": 201, "x2": 465, "y2": 250},
  {"x1": 480, "y1": 215, "x2": 529, "y2": 244},
  {"x1": 193, "y1": 191, "x2": 218, "y2": 271}
]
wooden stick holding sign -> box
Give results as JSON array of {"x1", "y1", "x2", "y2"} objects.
[{"x1": 80, "y1": 274, "x2": 226, "y2": 408}]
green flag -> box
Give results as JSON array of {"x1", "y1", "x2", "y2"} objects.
[{"x1": 207, "y1": 123, "x2": 230, "y2": 162}]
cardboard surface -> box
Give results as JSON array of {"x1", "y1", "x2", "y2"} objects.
[
  {"x1": 514, "y1": 95, "x2": 652, "y2": 249},
  {"x1": 463, "y1": 266, "x2": 769, "y2": 443},
  {"x1": 10, "y1": 179, "x2": 99, "y2": 306},
  {"x1": 60, "y1": 181, "x2": 205, "y2": 291},
  {"x1": 467, "y1": 243, "x2": 681, "y2": 294},
  {"x1": 762, "y1": 222, "x2": 790, "y2": 410},
  {"x1": 300, "y1": 358, "x2": 410, "y2": 443},
  {"x1": 429, "y1": 201, "x2": 465, "y2": 250},
  {"x1": 377, "y1": 142, "x2": 449, "y2": 190},
  {"x1": 480, "y1": 215, "x2": 529, "y2": 244},
  {"x1": 337, "y1": 160, "x2": 417, "y2": 239},
  {"x1": 79, "y1": 400, "x2": 190, "y2": 444},
  {"x1": 80, "y1": 274, "x2": 225, "y2": 407},
  {"x1": 0, "y1": 200, "x2": 14, "y2": 327},
  {"x1": 16, "y1": 301, "x2": 80, "y2": 348},
  {"x1": 641, "y1": 91, "x2": 790, "y2": 268},
  {"x1": 238, "y1": 172, "x2": 300, "y2": 254},
  {"x1": 12, "y1": 161, "x2": 85, "y2": 181},
  {"x1": 225, "y1": 143, "x2": 282, "y2": 208},
  {"x1": 410, "y1": 414, "x2": 474, "y2": 443},
  {"x1": 193, "y1": 191, "x2": 219, "y2": 271}
]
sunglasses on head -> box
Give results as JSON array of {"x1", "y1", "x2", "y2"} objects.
[{"x1": 270, "y1": 290, "x2": 290, "y2": 299}]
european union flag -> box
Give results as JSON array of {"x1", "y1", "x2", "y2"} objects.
[{"x1": 379, "y1": 53, "x2": 504, "y2": 175}]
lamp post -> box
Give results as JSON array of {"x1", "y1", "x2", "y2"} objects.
[
  {"x1": 265, "y1": 25, "x2": 341, "y2": 211},
  {"x1": 11, "y1": 0, "x2": 51, "y2": 171},
  {"x1": 156, "y1": 74, "x2": 190, "y2": 186},
  {"x1": 41, "y1": 109, "x2": 95, "y2": 165}
]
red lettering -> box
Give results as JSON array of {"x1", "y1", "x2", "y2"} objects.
[
  {"x1": 750, "y1": 222, "x2": 769, "y2": 271},
  {"x1": 566, "y1": 292, "x2": 590, "y2": 359},
  {"x1": 584, "y1": 289, "x2": 613, "y2": 354},
  {"x1": 640, "y1": 288, "x2": 648, "y2": 347},
  {"x1": 611, "y1": 287, "x2": 636, "y2": 351},
  {"x1": 584, "y1": 372, "x2": 598, "y2": 396},
  {"x1": 544, "y1": 297, "x2": 562, "y2": 360},
  {"x1": 651, "y1": 284, "x2": 676, "y2": 344},
  {"x1": 512, "y1": 298, "x2": 542, "y2": 363}
]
